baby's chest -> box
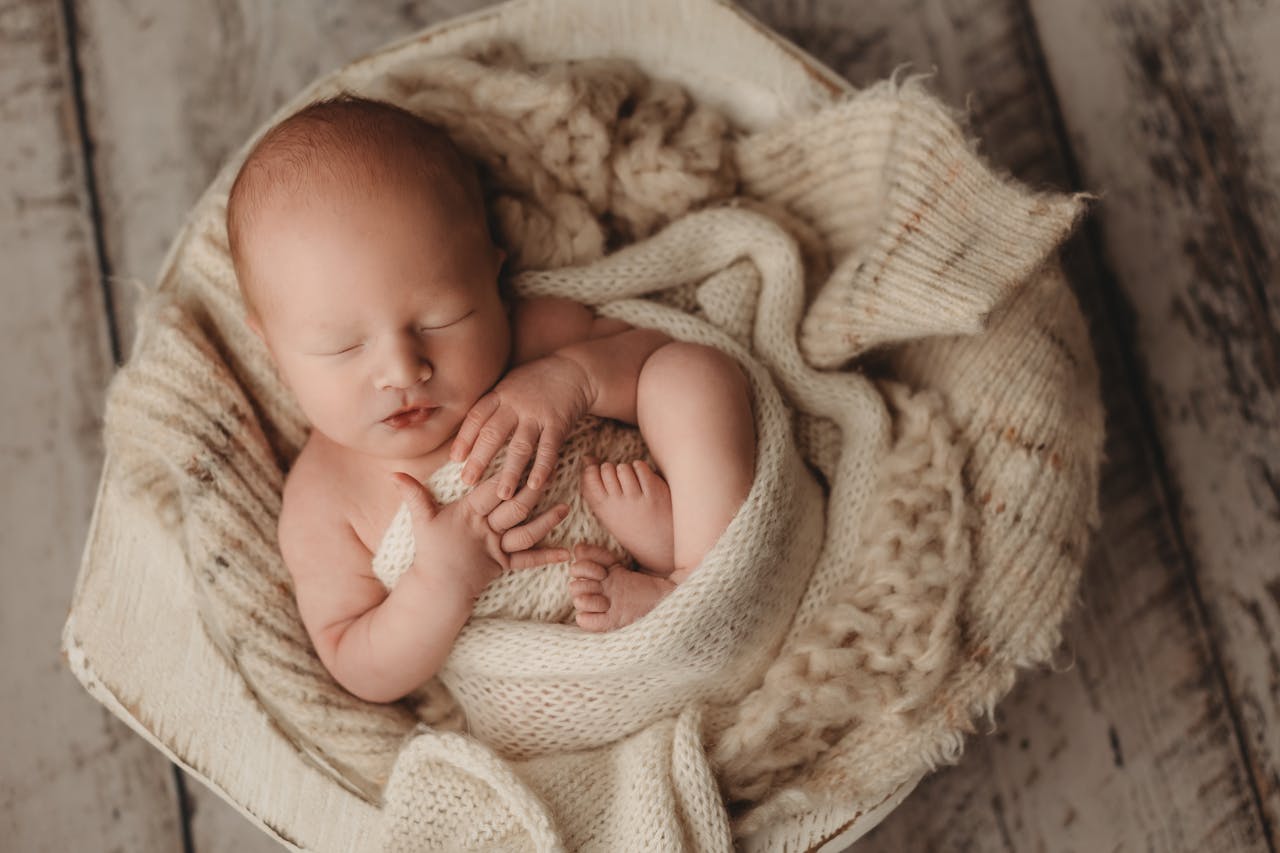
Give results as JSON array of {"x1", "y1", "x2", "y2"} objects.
[
  {"x1": 343, "y1": 460, "x2": 456, "y2": 554},
  {"x1": 344, "y1": 479, "x2": 413, "y2": 556}
]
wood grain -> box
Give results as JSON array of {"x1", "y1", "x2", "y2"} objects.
[
  {"x1": 0, "y1": 0, "x2": 180, "y2": 849},
  {"x1": 738, "y1": 0, "x2": 1272, "y2": 849},
  {"x1": 1029, "y1": 2, "x2": 1280, "y2": 845}
]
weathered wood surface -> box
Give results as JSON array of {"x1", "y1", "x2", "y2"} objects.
[
  {"x1": 1031, "y1": 0, "x2": 1280, "y2": 843},
  {"x1": 18, "y1": 0, "x2": 1276, "y2": 849},
  {"x1": 739, "y1": 0, "x2": 1276, "y2": 849},
  {"x1": 0, "y1": 0, "x2": 181, "y2": 850}
]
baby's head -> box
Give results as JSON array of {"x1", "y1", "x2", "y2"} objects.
[{"x1": 227, "y1": 94, "x2": 511, "y2": 462}]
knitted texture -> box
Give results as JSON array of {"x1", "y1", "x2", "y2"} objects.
[
  {"x1": 101, "y1": 43, "x2": 1103, "y2": 851},
  {"x1": 373, "y1": 207, "x2": 839, "y2": 767},
  {"x1": 371, "y1": 418, "x2": 655, "y2": 625}
]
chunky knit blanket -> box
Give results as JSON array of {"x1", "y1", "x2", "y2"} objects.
[{"x1": 103, "y1": 43, "x2": 1104, "y2": 851}]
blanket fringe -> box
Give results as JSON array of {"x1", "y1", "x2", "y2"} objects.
[{"x1": 710, "y1": 381, "x2": 975, "y2": 821}]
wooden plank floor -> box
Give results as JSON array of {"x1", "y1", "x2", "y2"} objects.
[
  {"x1": 4, "y1": 0, "x2": 1276, "y2": 850},
  {"x1": 0, "y1": 1, "x2": 182, "y2": 851}
]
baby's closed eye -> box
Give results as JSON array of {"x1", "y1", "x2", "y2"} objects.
[{"x1": 420, "y1": 308, "x2": 475, "y2": 330}]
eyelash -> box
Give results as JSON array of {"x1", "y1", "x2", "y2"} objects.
[{"x1": 326, "y1": 312, "x2": 474, "y2": 356}]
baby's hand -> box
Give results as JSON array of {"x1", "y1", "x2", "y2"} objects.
[
  {"x1": 393, "y1": 470, "x2": 570, "y2": 605},
  {"x1": 450, "y1": 355, "x2": 594, "y2": 498}
]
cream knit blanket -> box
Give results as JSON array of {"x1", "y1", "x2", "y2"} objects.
[
  {"x1": 372, "y1": 419, "x2": 655, "y2": 626},
  {"x1": 372, "y1": 207, "x2": 835, "y2": 765},
  {"x1": 103, "y1": 43, "x2": 1104, "y2": 851}
]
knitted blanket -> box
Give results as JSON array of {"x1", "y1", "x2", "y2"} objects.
[
  {"x1": 102, "y1": 43, "x2": 1104, "y2": 852},
  {"x1": 371, "y1": 206, "x2": 835, "y2": 767},
  {"x1": 372, "y1": 421, "x2": 655, "y2": 626}
]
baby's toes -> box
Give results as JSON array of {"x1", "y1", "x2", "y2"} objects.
[
  {"x1": 573, "y1": 543, "x2": 619, "y2": 566},
  {"x1": 580, "y1": 458, "x2": 606, "y2": 502},
  {"x1": 575, "y1": 610, "x2": 613, "y2": 632},
  {"x1": 632, "y1": 460, "x2": 661, "y2": 495},
  {"x1": 568, "y1": 576, "x2": 602, "y2": 597},
  {"x1": 598, "y1": 461, "x2": 622, "y2": 496},
  {"x1": 569, "y1": 557, "x2": 607, "y2": 580},
  {"x1": 615, "y1": 460, "x2": 641, "y2": 496},
  {"x1": 573, "y1": 590, "x2": 610, "y2": 614}
]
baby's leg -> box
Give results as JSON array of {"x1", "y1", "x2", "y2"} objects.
[
  {"x1": 636, "y1": 341, "x2": 755, "y2": 584},
  {"x1": 572, "y1": 341, "x2": 755, "y2": 631}
]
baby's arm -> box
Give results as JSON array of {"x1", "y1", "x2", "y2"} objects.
[
  {"x1": 516, "y1": 296, "x2": 672, "y2": 424},
  {"x1": 552, "y1": 324, "x2": 672, "y2": 425},
  {"x1": 279, "y1": 471, "x2": 472, "y2": 704},
  {"x1": 280, "y1": 451, "x2": 570, "y2": 703}
]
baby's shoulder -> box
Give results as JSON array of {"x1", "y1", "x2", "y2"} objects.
[
  {"x1": 279, "y1": 436, "x2": 364, "y2": 563},
  {"x1": 282, "y1": 434, "x2": 343, "y2": 510}
]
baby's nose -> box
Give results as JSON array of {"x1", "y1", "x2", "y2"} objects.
[{"x1": 376, "y1": 334, "x2": 432, "y2": 390}]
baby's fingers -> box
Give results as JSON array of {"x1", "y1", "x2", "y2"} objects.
[
  {"x1": 508, "y1": 547, "x2": 572, "y2": 571},
  {"x1": 499, "y1": 503, "x2": 570, "y2": 553},
  {"x1": 526, "y1": 429, "x2": 566, "y2": 491},
  {"x1": 496, "y1": 420, "x2": 541, "y2": 500},
  {"x1": 455, "y1": 399, "x2": 519, "y2": 486},
  {"x1": 485, "y1": 482, "x2": 542, "y2": 531},
  {"x1": 451, "y1": 394, "x2": 498, "y2": 462},
  {"x1": 391, "y1": 472, "x2": 439, "y2": 525}
]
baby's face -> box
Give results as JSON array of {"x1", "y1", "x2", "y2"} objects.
[{"x1": 244, "y1": 180, "x2": 511, "y2": 464}]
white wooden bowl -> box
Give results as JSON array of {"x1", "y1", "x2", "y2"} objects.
[{"x1": 62, "y1": 0, "x2": 921, "y2": 848}]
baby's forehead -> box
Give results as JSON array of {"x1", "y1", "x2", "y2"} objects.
[
  {"x1": 255, "y1": 133, "x2": 468, "y2": 212},
  {"x1": 235, "y1": 101, "x2": 485, "y2": 228},
  {"x1": 228, "y1": 98, "x2": 497, "y2": 316}
]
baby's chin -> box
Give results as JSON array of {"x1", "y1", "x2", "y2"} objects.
[
  {"x1": 306, "y1": 421, "x2": 444, "y2": 463},
  {"x1": 364, "y1": 429, "x2": 448, "y2": 459}
]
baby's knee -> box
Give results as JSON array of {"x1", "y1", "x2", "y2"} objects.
[{"x1": 642, "y1": 341, "x2": 748, "y2": 393}]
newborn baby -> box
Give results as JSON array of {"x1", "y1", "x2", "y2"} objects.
[{"x1": 226, "y1": 94, "x2": 755, "y2": 704}]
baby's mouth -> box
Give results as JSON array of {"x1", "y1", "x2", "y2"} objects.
[{"x1": 383, "y1": 405, "x2": 439, "y2": 429}]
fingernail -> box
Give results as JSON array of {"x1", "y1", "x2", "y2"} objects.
[{"x1": 500, "y1": 484, "x2": 513, "y2": 499}]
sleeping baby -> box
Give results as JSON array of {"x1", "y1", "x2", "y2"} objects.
[{"x1": 226, "y1": 94, "x2": 755, "y2": 704}]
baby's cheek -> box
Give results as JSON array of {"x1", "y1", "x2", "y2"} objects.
[{"x1": 296, "y1": 383, "x2": 366, "y2": 439}]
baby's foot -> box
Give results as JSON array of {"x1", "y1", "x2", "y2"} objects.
[
  {"x1": 580, "y1": 454, "x2": 676, "y2": 575},
  {"x1": 568, "y1": 543, "x2": 675, "y2": 632}
]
